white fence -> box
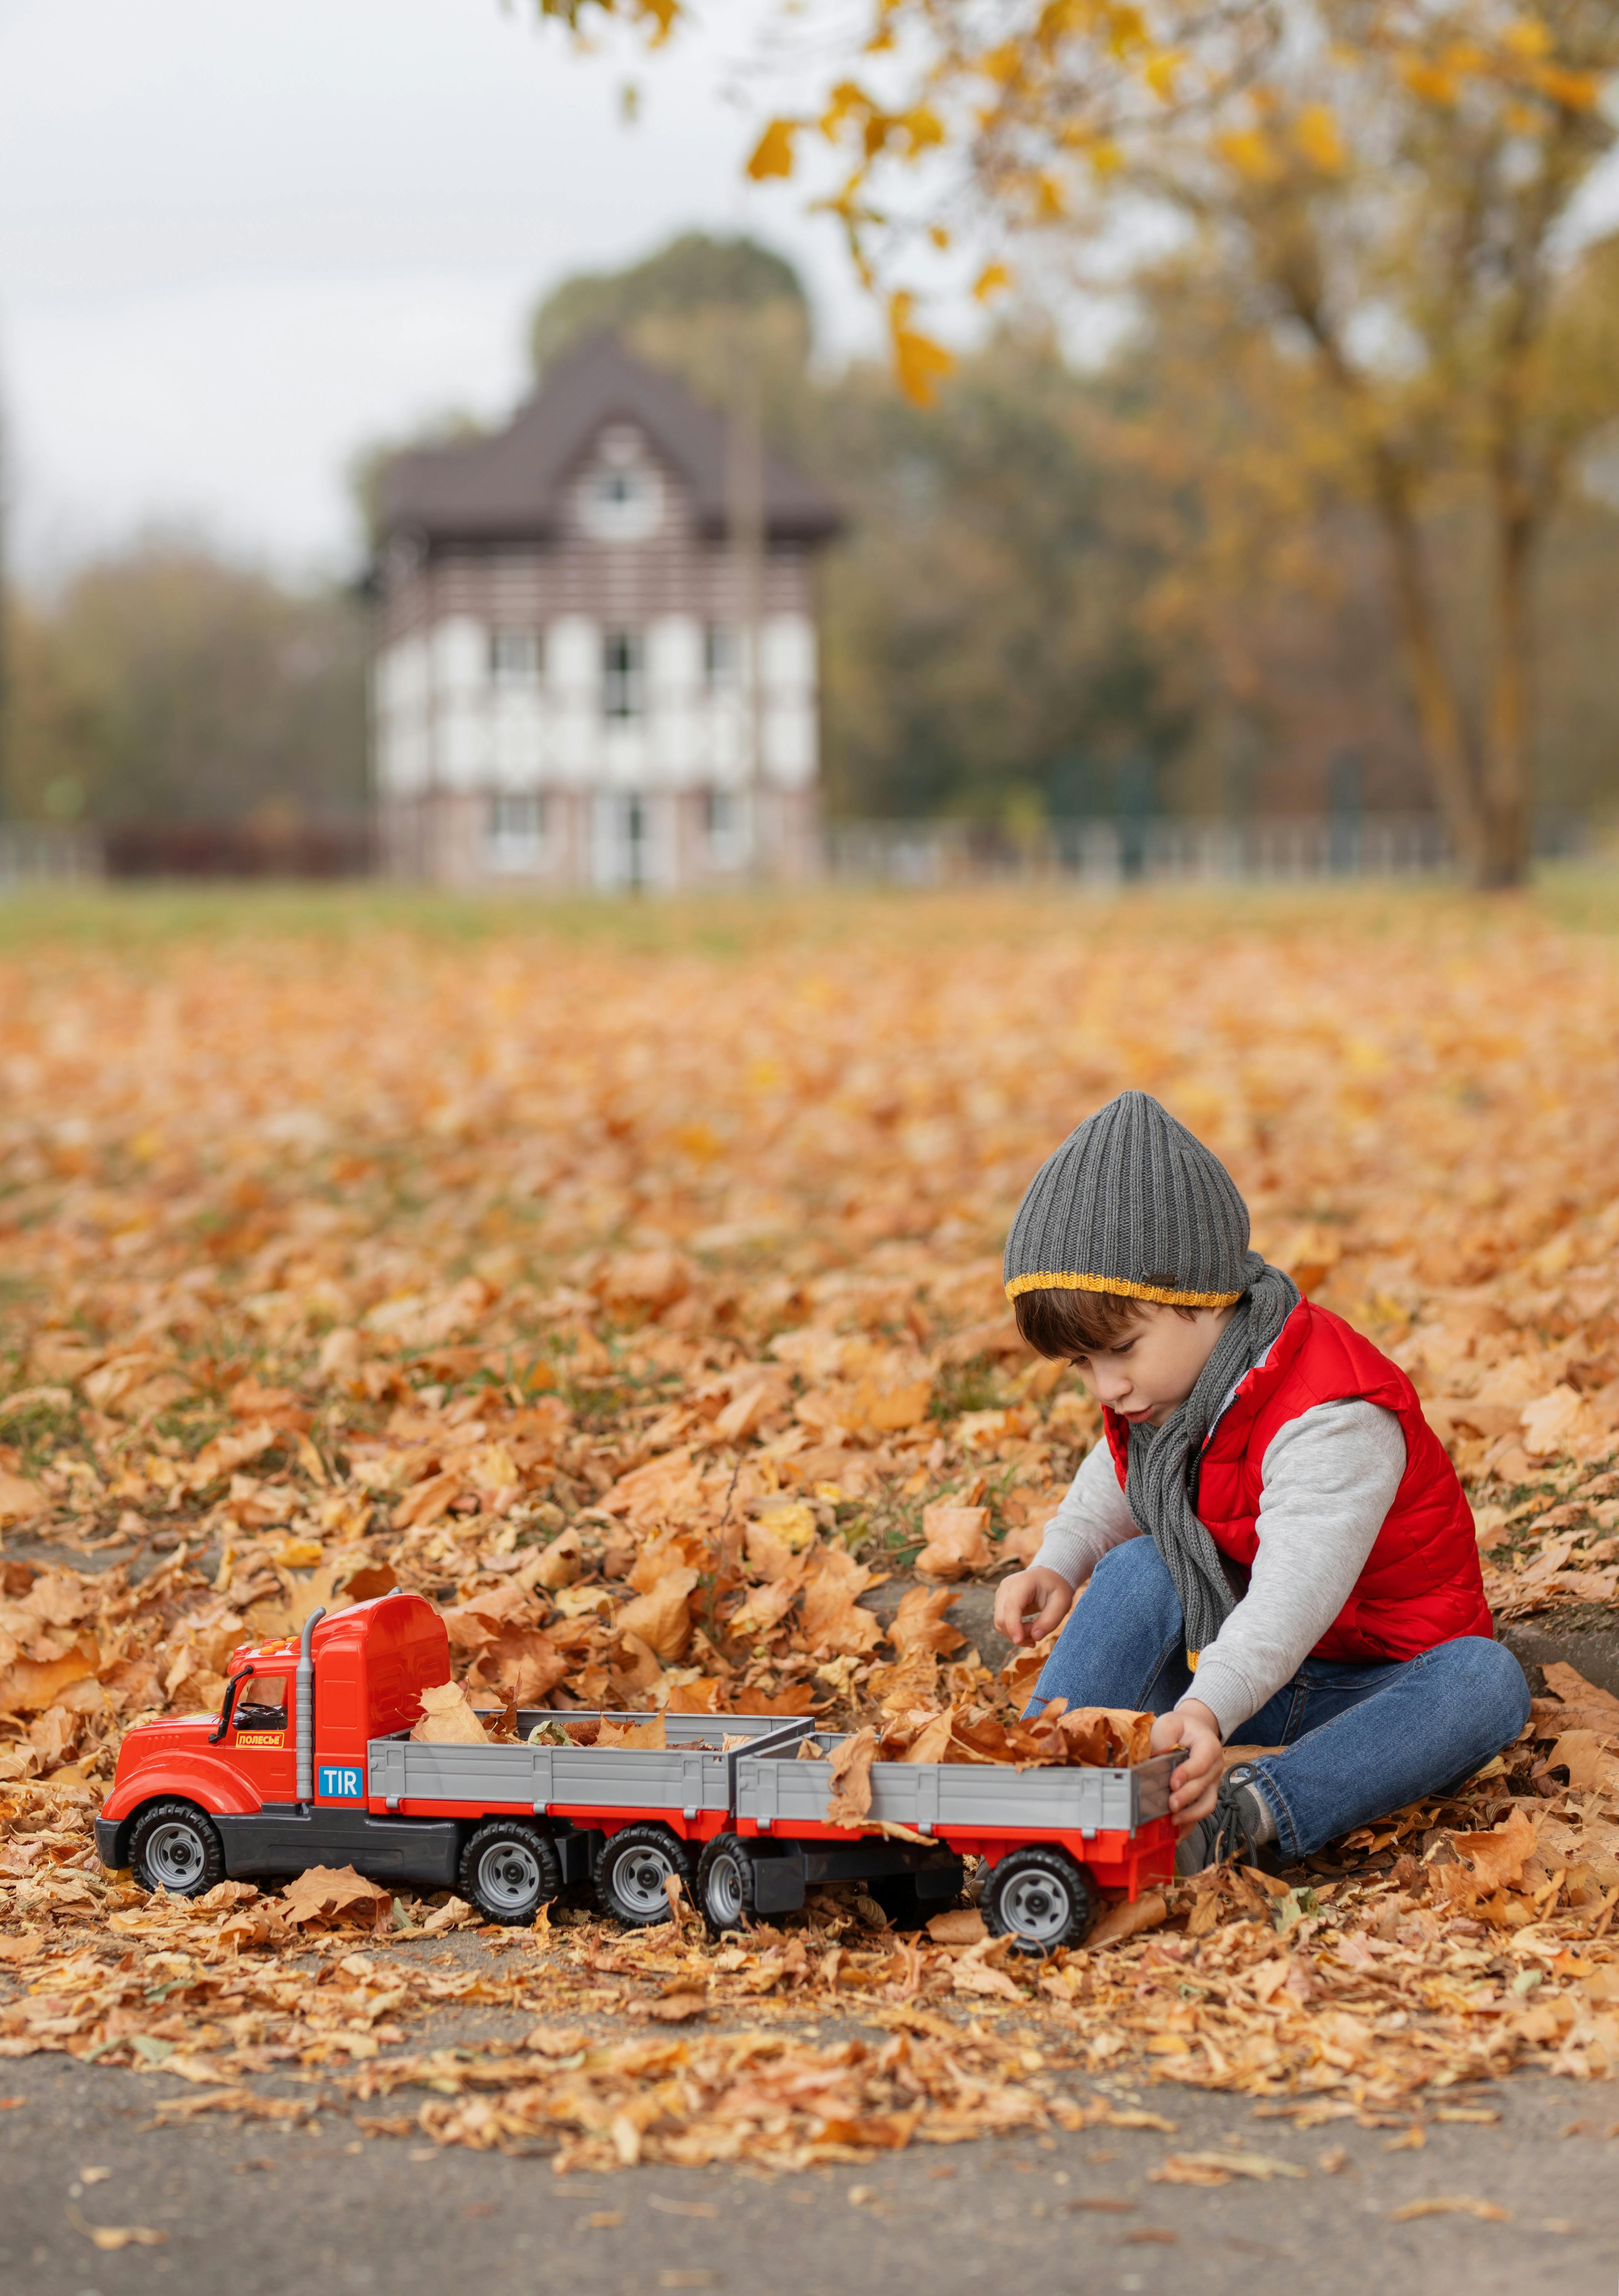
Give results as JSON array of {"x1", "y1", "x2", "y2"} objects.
[
  {"x1": 0, "y1": 826, "x2": 102, "y2": 888},
  {"x1": 827, "y1": 812, "x2": 1587, "y2": 886}
]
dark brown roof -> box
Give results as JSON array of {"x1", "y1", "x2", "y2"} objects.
[{"x1": 378, "y1": 334, "x2": 840, "y2": 547}]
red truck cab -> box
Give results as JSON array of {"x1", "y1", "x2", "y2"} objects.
[{"x1": 96, "y1": 1592, "x2": 460, "y2": 1897}]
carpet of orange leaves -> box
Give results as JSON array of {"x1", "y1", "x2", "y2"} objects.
[{"x1": 1, "y1": 891, "x2": 1618, "y2": 2169}]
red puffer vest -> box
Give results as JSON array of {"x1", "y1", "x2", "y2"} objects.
[{"x1": 1102, "y1": 1301, "x2": 1492, "y2": 1663}]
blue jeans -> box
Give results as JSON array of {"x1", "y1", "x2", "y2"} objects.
[{"x1": 1028, "y1": 1537, "x2": 1529, "y2": 1861}]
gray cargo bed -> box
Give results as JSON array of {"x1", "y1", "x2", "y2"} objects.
[
  {"x1": 735, "y1": 1732, "x2": 1178, "y2": 1838},
  {"x1": 367, "y1": 1708, "x2": 811, "y2": 1820}
]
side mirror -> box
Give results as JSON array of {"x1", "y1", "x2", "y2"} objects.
[{"x1": 209, "y1": 1670, "x2": 250, "y2": 1745}]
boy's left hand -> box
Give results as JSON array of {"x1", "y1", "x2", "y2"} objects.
[{"x1": 1151, "y1": 1700, "x2": 1223, "y2": 1829}]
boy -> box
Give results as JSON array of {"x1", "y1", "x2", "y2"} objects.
[{"x1": 992, "y1": 1090, "x2": 1528, "y2": 1873}]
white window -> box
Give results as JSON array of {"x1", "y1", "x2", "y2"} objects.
[
  {"x1": 705, "y1": 624, "x2": 740, "y2": 689},
  {"x1": 603, "y1": 630, "x2": 645, "y2": 722},
  {"x1": 705, "y1": 789, "x2": 750, "y2": 869},
  {"x1": 486, "y1": 792, "x2": 547, "y2": 873},
  {"x1": 490, "y1": 629, "x2": 541, "y2": 684},
  {"x1": 579, "y1": 426, "x2": 664, "y2": 542}
]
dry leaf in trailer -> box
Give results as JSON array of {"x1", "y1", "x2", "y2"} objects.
[
  {"x1": 409, "y1": 1680, "x2": 490, "y2": 1744},
  {"x1": 596, "y1": 1712, "x2": 669, "y2": 1750},
  {"x1": 826, "y1": 1727, "x2": 878, "y2": 1825}
]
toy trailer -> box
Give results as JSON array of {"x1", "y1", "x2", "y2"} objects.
[
  {"x1": 694, "y1": 1729, "x2": 1179, "y2": 1953},
  {"x1": 95, "y1": 1591, "x2": 1178, "y2": 1952}
]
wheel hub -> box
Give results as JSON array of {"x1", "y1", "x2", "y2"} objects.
[
  {"x1": 1002, "y1": 1869, "x2": 1072, "y2": 1943},
  {"x1": 477, "y1": 1841, "x2": 541, "y2": 1912},
  {"x1": 705, "y1": 1852, "x2": 744, "y2": 1925},
  {"x1": 616, "y1": 1845, "x2": 675, "y2": 1916},
  {"x1": 147, "y1": 1822, "x2": 205, "y2": 1888}
]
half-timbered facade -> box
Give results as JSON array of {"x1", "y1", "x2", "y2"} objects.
[{"x1": 370, "y1": 335, "x2": 839, "y2": 889}]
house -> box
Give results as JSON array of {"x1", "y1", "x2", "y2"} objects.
[{"x1": 370, "y1": 335, "x2": 841, "y2": 889}]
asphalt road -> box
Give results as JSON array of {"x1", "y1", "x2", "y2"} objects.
[{"x1": 3, "y1": 2052, "x2": 1616, "y2": 2296}]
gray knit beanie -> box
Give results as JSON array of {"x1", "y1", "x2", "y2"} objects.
[
  {"x1": 1005, "y1": 1091, "x2": 1302, "y2": 1665},
  {"x1": 1003, "y1": 1089, "x2": 1252, "y2": 1308}
]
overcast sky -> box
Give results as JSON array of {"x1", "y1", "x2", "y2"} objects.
[{"x1": 0, "y1": 0, "x2": 882, "y2": 586}]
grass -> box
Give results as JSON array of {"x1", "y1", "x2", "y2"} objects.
[{"x1": 0, "y1": 861, "x2": 1615, "y2": 958}]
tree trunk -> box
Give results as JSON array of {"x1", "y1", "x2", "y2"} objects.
[
  {"x1": 1365, "y1": 450, "x2": 1488, "y2": 881},
  {"x1": 1477, "y1": 447, "x2": 1538, "y2": 890}
]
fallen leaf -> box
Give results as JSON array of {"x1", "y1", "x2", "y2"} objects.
[
  {"x1": 67, "y1": 2205, "x2": 167, "y2": 2250},
  {"x1": 1447, "y1": 1805, "x2": 1536, "y2": 1892},
  {"x1": 0, "y1": 1472, "x2": 47, "y2": 1524},
  {"x1": 615, "y1": 1568, "x2": 701, "y2": 1662},
  {"x1": 1540, "y1": 1663, "x2": 1619, "y2": 1736},
  {"x1": 1547, "y1": 1730, "x2": 1614, "y2": 1790},
  {"x1": 1151, "y1": 2151, "x2": 1306, "y2": 2185},
  {"x1": 1086, "y1": 1893, "x2": 1168, "y2": 1950},
  {"x1": 633, "y1": 1992, "x2": 708, "y2": 2023},
  {"x1": 278, "y1": 1865, "x2": 391, "y2": 1928},
  {"x1": 926, "y1": 1907, "x2": 988, "y2": 1945},
  {"x1": 1388, "y1": 2196, "x2": 1511, "y2": 2222},
  {"x1": 915, "y1": 1505, "x2": 991, "y2": 1581},
  {"x1": 888, "y1": 1586, "x2": 966, "y2": 1658}
]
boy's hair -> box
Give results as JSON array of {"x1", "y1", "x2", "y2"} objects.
[{"x1": 1013, "y1": 1281, "x2": 1202, "y2": 1361}]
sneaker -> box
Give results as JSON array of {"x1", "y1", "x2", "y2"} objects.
[{"x1": 1174, "y1": 1769, "x2": 1272, "y2": 1876}]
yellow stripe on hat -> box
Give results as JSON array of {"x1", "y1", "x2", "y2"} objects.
[{"x1": 1003, "y1": 1270, "x2": 1245, "y2": 1308}]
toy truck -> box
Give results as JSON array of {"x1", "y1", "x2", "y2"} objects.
[{"x1": 94, "y1": 1591, "x2": 1179, "y2": 1953}]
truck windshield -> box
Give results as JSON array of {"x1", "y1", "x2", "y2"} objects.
[{"x1": 234, "y1": 1674, "x2": 288, "y2": 1731}]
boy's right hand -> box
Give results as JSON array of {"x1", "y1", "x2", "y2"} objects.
[{"x1": 994, "y1": 1566, "x2": 1075, "y2": 1648}]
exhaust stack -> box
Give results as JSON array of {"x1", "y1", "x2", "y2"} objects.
[{"x1": 295, "y1": 1606, "x2": 327, "y2": 1805}]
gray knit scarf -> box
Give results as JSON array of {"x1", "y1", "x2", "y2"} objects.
[{"x1": 1123, "y1": 1255, "x2": 1301, "y2": 1661}]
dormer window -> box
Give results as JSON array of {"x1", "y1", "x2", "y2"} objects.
[{"x1": 579, "y1": 425, "x2": 664, "y2": 542}]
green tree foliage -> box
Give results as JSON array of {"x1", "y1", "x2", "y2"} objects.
[
  {"x1": 814, "y1": 331, "x2": 1188, "y2": 823},
  {"x1": 3, "y1": 537, "x2": 367, "y2": 827},
  {"x1": 528, "y1": 231, "x2": 807, "y2": 377}
]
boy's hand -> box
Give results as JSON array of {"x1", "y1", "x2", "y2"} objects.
[
  {"x1": 993, "y1": 1566, "x2": 1075, "y2": 1649},
  {"x1": 1152, "y1": 1700, "x2": 1224, "y2": 1829}
]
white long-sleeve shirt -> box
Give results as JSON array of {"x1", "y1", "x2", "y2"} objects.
[{"x1": 1032, "y1": 1400, "x2": 1408, "y2": 1739}]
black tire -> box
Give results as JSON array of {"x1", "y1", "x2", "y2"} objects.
[
  {"x1": 594, "y1": 1822, "x2": 694, "y2": 1928},
  {"x1": 459, "y1": 1821, "x2": 561, "y2": 1926},
  {"x1": 128, "y1": 1800, "x2": 226, "y2": 1899},
  {"x1": 695, "y1": 1834, "x2": 761, "y2": 1935},
  {"x1": 981, "y1": 1844, "x2": 1095, "y2": 1957}
]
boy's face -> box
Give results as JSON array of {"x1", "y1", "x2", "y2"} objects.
[{"x1": 1064, "y1": 1301, "x2": 1236, "y2": 1427}]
